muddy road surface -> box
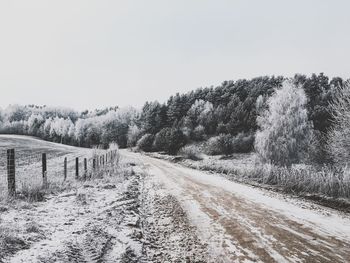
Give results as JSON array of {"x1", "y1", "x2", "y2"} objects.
[{"x1": 123, "y1": 150, "x2": 350, "y2": 263}]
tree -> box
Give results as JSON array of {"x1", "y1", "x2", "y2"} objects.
[
  {"x1": 153, "y1": 127, "x2": 186, "y2": 154},
  {"x1": 127, "y1": 124, "x2": 143, "y2": 147},
  {"x1": 137, "y1": 134, "x2": 155, "y2": 152},
  {"x1": 153, "y1": 128, "x2": 171, "y2": 152},
  {"x1": 140, "y1": 102, "x2": 167, "y2": 134},
  {"x1": 27, "y1": 113, "x2": 45, "y2": 136},
  {"x1": 255, "y1": 81, "x2": 313, "y2": 166},
  {"x1": 327, "y1": 81, "x2": 350, "y2": 166}
]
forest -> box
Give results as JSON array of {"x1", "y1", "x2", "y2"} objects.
[{"x1": 0, "y1": 73, "x2": 347, "y2": 166}]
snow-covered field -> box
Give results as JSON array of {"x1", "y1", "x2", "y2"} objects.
[{"x1": 0, "y1": 135, "x2": 95, "y2": 200}]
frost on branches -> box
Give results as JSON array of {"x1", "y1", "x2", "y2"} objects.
[
  {"x1": 255, "y1": 81, "x2": 313, "y2": 166},
  {"x1": 328, "y1": 81, "x2": 350, "y2": 166}
]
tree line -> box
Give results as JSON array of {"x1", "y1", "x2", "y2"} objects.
[{"x1": 0, "y1": 73, "x2": 347, "y2": 165}]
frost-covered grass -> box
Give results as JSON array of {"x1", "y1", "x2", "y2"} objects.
[
  {"x1": 246, "y1": 164, "x2": 350, "y2": 199},
  {"x1": 178, "y1": 145, "x2": 203, "y2": 161},
  {"x1": 150, "y1": 151, "x2": 350, "y2": 201}
]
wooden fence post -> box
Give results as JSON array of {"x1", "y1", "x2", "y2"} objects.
[
  {"x1": 93, "y1": 158, "x2": 96, "y2": 170},
  {"x1": 84, "y1": 158, "x2": 87, "y2": 180},
  {"x1": 42, "y1": 153, "x2": 47, "y2": 188},
  {"x1": 7, "y1": 149, "x2": 15, "y2": 197},
  {"x1": 64, "y1": 157, "x2": 67, "y2": 181},
  {"x1": 102, "y1": 155, "x2": 105, "y2": 166},
  {"x1": 75, "y1": 157, "x2": 79, "y2": 179},
  {"x1": 105, "y1": 153, "x2": 107, "y2": 164}
]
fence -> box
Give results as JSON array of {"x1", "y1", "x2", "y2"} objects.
[{"x1": 0, "y1": 148, "x2": 119, "y2": 199}]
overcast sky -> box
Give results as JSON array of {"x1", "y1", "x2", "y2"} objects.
[{"x1": 0, "y1": 0, "x2": 349, "y2": 110}]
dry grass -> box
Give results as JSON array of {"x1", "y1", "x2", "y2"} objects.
[
  {"x1": 246, "y1": 164, "x2": 350, "y2": 199},
  {"x1": 0, "y1": 225, "x2": 29, "y2": 259},
  {"x1": 178, "y1": 145, "x2": 203, "y2": 161},
  {"x1": 171, "y1": 152, "x2": 350, "y2": 200}
]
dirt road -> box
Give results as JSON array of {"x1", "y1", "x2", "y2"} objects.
[{"x1": 123, "y1": 150, "x2": 350, "y2": 263}]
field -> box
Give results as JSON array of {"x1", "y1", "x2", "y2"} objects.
[{"x1": 0, "y1": 135, "x2": 98, "y2": 201}]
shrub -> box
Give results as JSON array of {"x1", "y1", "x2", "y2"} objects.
[
  {"x1": 136, "y1": 134, "x2": 154, "y2": 152},
  {"x1": 179, "y1": 145, "x2": 202, "y2": 161},
  {"x1": 153, "y1": 128, "x2": 187, "y2": 154},
  {"x1": 231, "y1": 132, "x2": 255, "y2": 153},
  {"x1": 206, "y1": 134, "x2": 233, "y2": 155}
]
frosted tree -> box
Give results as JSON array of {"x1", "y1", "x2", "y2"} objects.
[
  {"x1": 27, "y1": 113, "x2": 44, "y2": 135},
  {"x1": 255, "y1": 81, "x2": 313, "y2": 166},
  {"x1": 74, "y1": 119, "x2": 85, "y2": 146},
  {"x1": 327, "y1": 81, "x2": 350, "y2": 166},
  {"x1": 43, "y1": 118, "x2": 53, "y2": 138},
  {"x1": 127, "y1": 124, "x2": 143, "y2": 147},
  {"x1": 68, "y1": 123, "x2": 75, "y2": 139}
]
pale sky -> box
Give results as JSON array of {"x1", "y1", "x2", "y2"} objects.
[{"x1": 0, "y1": 0, "x2": 349, "y2": 110}]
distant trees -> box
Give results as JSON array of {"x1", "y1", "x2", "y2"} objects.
[
  {"x1": 255, "y1": 81, "x2": 313, "y2": 166},
  {"x1": 0, "y1": 74, "x2": 344, "y2": 158},
  {"x1": 0, "y1": 105, "x2": 138, "y2": 149}
]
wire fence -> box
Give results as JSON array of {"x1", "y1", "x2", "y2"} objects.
[{"x1": 0, "y1": 148, "x2": 119, "y2": 200}]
